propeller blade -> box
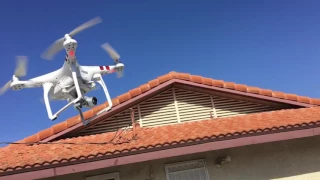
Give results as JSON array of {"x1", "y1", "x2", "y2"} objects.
[
  {"x1": 41, "y1": 38, "x2": 64, "y2": 60},
  {"x1": 41, "y1": 16, "x2": 103, "y2": 60},
  {"x1": 101, "y1": 43, "x2": 120, "y2": 62},
  {"x1": 0, "y1": 80, "x2": 12, "y2": 96},
  {"x1": 0, "y1": 56, "x2": 28, "y2": 96},
  {"x1": 69, "y1": 16, "x2": 102, "y2": 36},
  {"x1": 14, "y1": 56, "x2": 28, "y2": 77}
]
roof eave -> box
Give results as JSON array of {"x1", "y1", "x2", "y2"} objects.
[{"x1": 2, "y1": 125, "x2": 320, "y2": 180}]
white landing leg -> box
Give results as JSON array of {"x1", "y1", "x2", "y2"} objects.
[
  {"x1": 43, "y1": 83, "x2": 57, "y2": 120},
  {"x1": 80, "y1": 74, "x2": 113, "y2": 125},
  {"x1": 93, "y1": 73, "x2": 113, "y2": 115}
]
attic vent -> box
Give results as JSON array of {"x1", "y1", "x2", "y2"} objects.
[
  {"x1": 139, "y1": 88, "x2": 178, "y2": 127},
  {"x1": 213, "y1": 96, "x2": 280, "y2": 118},
  {"x1": 174, "y1": 88, "x2": 213, "y2": 123},
  {"x1": 77, "y1": 106, "x2": 139, "y2": 136},
  {"x1": 72, "y1": 87, "x2": 286, "y2": 137}
]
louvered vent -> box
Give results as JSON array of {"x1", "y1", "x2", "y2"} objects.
[
  {"x1": 77, "y1": 106, "x2": 139, "y2": 136},
  {"x1": 213, "y1": 96, "x2": 281, "y2": 118},
  {"x1": 174, "y1": 88, "x2": 213, "y2": 123},
  {"x1": 139, "y1": 88, "x2": 178, "y2": 127},
  {"x1": 72, "y1": 87, "x2": 287, "y2": 137}
]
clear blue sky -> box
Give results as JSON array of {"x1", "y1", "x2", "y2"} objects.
[{"x1": 1, "y1": 0, "x2": 320, "y2": 144}]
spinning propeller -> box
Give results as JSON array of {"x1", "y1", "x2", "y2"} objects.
[
  {"x1": 0, "y1": 56, "x2": 28, "y2": 95},
  {"x1": 41, "y1": 16, "x2": 103, "y2": 60},
  {"x1": 101, "y1": 43, "x2": 124, "y2": 78}
]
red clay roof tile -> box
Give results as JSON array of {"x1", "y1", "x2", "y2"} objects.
[
  {"x1": 1, "y1": 106, "x2": 320, "y2": 173},
  {"x1": 14, "y1": 71, "x2": 320, "y2": 144}
]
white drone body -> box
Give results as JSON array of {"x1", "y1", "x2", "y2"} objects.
[{"x1": 0, "y1": 17, "x2": 124, "y2": 125}]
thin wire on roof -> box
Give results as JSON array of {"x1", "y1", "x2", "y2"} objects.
[{"x1": 0, "y1": 122, "x2": 137, "y2": 146}]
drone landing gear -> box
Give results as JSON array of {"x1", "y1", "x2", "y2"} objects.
[
  {"x1": 43, "y1": 71, "x2": 84, "y2": 121},
  {"x1": 43, "y1": 72, "x2": 114, "y2": 126},
  {"x1": 74, "y1": 102, "x2": 89, "y2": 126},
  {"x1": 93, "y1": 73, "x2": 113, "y2": 115}
]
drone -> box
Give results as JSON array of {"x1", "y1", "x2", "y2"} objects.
[{"x1": 0, "y1": 17, "x2": 124, "y2": 125}]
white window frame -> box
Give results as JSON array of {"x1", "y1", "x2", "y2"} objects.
[
  {"x1": 164, "y1": 159, "x2": 210, "y2": 180},
  {"x1": 85, "y1": 172, "x2": 120, "y2": 180}
]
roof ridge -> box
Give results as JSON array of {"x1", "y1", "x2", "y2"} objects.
[{"x1": 14, "y1": 71, "x2": 320, "y2": 145}]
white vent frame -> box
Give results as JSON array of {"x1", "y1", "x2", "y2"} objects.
[{"x1": 164, "y1": 159, "x2": 210, "y2": 180}]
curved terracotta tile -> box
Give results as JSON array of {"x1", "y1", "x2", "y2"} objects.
[
  {"x1": 66, "y1": 116, "x2": 81, "y2": 128},
  {"x1": 52, "y1": 122, "x2": 68, "y2": 134},
  {"x1": 211, "y1": 79, "x2": 224, "y2": 87},
  {"x1": 285, "y1": 94, "x2": 298, "y2": 101},
  {"x1": 176, "y1": 73, "x2": 191, "y2": 81},
  {"x1": 83, "y1": 110, "x2": 94, "y2": 120},
  {"x1": 235, "y1": 84, "x2": 248, "y2": 92},
  {"x1": 190, "y1": 75, "x2": 203, "y2": 84},
  {"x1": 38, "y1": 128, "x2": 53, "y2": 140},
  {"x1": 224, "y1": 82, "x2": 235, "y2": 89},
  {"x1": 157, "y1": 74, "x2": 173, "y2": 84},
  {"x1": 259, "y1": 89, "x2": 273, "y2": 96},
  {"x1": 297, "y1": 96, "x2": 311, "y2": 104},
  {"x1": 310, "y1": 99, "x2": 320, "y2": 105},
  {"x1": 91, "y1": 104, "x2": 106, "y2": 115},
  {"x1": 129, "y1": 87, "x2": 142, "y2": 98},
  {"x1": 139, "y1": 83, "x2": 151, "y2": 93},
  {"x1": 272, "y1": 91, "x2": 285, "y2": 99},
  {"x1": 148, "y1": 79, "x2": 160, "y2": 88},
  {"x1": 168, "y1": 71, "x2": 178, "y2": 78},
  {"x1": 23, "y1": 134, "x2": 40, "y2": 143},
  {"x1": 247, "y1": 86, "x2": 260, "y2": 94},
  {"x1": 202, "y1": 77, "x2": 212, "y2": 86},
  {"x1": 111, "y1": 98, "x2": 120, "y2": 106},
  {"x1": 118, "y1": 93, "x2": 132, "y2": 103}
]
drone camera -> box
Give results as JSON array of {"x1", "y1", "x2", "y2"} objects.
[{"x1": 83, "y1": 96, "x2": 98, "y2": 107}]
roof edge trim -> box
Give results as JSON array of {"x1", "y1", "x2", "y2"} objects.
[{"x1": 174, "y1": 79, "x2": 316, "y2": 108}]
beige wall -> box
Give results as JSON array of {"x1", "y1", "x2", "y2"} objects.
[{"x1": 45, "y1": 135, "x2": 320, "y2": 180}]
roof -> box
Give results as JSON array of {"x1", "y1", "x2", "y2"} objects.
[
  {"x1": 1, "y1": 106, "x2": 320, "y2": 175},
  {"x1": 16, "y1": 71, "x2": 320, "y2": 144}
]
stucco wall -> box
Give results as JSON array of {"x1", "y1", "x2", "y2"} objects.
[{"x1": 45, "y1": 135, "x2": 320, "y2": 180}]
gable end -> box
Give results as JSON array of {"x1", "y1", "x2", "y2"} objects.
[
  {"x1": 69, "y1": 86, "x2": 298, "y2": 138},
  {"x1": 17, "y1": 72, "x2": 320, "y2": 144}
]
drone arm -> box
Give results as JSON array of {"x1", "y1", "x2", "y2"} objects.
[
  {"x1": 80, "y1": 65, "x2": 117, "y2": 77},
  {"x1": 43, "y1": 83, "x2": 57, "y2": 120},
  {"x1": 93, "y1": 73, "x2": 112, "y2": 115}
]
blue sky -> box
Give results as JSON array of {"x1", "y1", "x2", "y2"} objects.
[{"x1": 1, "y1": 0, "x2": 320, "y2": 144}]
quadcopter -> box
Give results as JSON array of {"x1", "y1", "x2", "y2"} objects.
[{"x1": 0, "y1": 17, "x2": 124, "y2": 125}]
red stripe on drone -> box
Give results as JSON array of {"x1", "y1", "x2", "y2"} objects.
[{"x1": 99, "y1": 66, "x2": 110, "y2": 70}]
